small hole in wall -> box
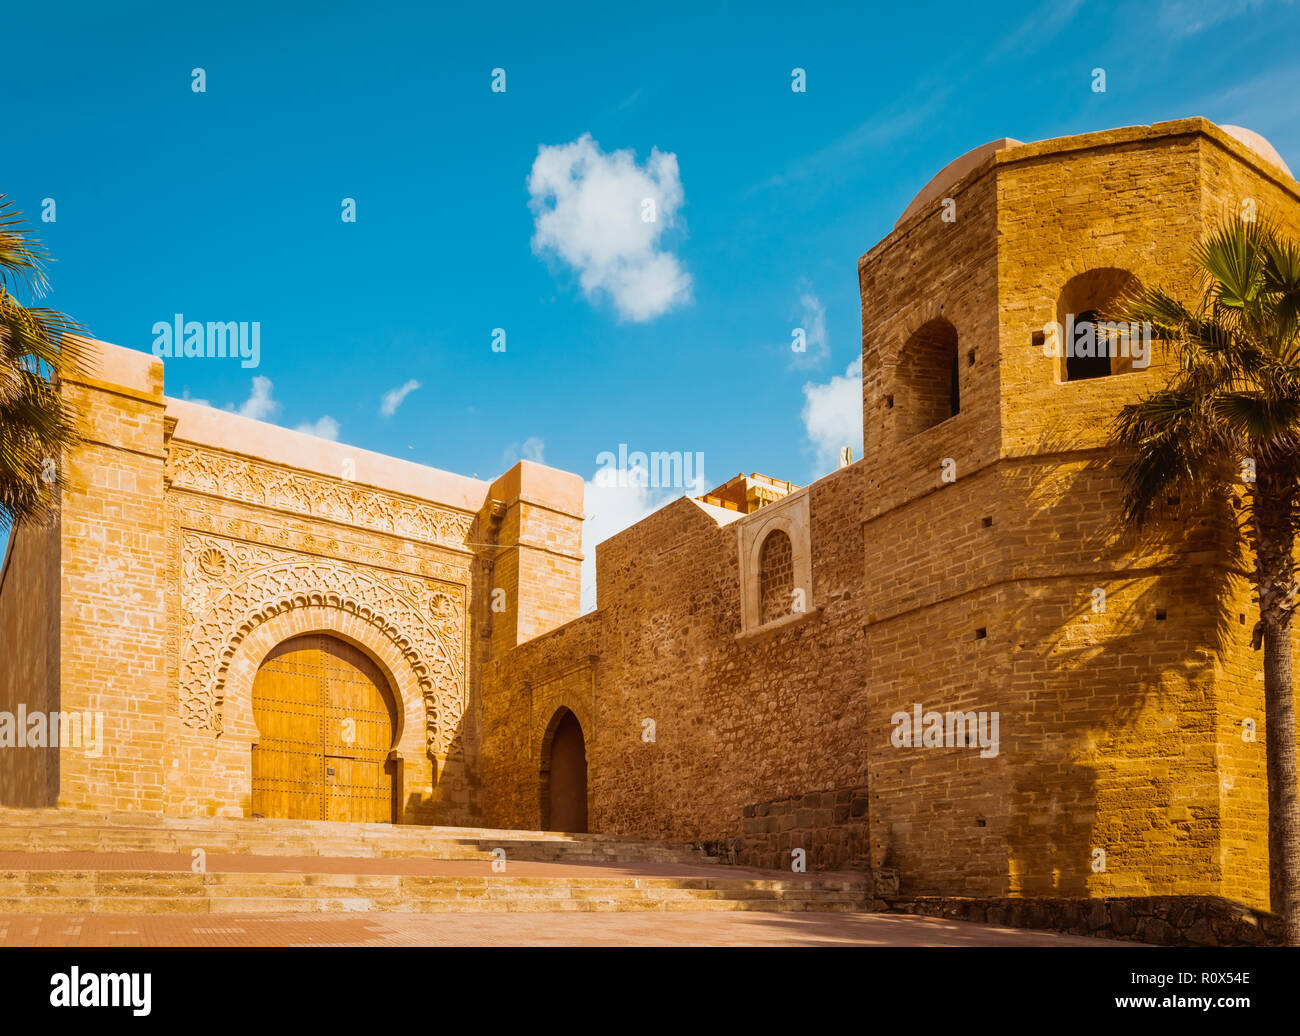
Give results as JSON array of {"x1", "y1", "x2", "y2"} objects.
[
  {"x1": 1239, "y1": 613, "x2": 1247, "y2": 625},
  {"x1": 885, "y1": 394, "x2": 894, "y2": 409},
  {"x1": 981, "y1": 516, "x2": 993, "y2": 528},
  {"x1": 975, "y1": 627, "x2": 987, "y2": 640},
  {"x1": 1031, "y1": 330, "x2": 1046, "y2": 347},
  {"x1": 1155, "y1": 609, "x2": 1167, "y2": 621},
  {"x1": 975, "y1": 818, "x2": 986, "y2": 828},
  {"x1": 1167, "y1": 496, "x2": 1180, "y2": 506},
  {"x1": 967, "y1": 349, "x2": 976, "y2": 367}
]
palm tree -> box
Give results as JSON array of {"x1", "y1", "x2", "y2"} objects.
[
  {"x1": 0, "y1": 195, "x2": 85, "y2": 534},
  {"x1": 1111, "y1": 214, "x2": 1300, "y2": 945}
]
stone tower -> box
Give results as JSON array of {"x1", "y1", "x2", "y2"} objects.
[{"x1": 857, "y1": 118, "x2": 1300, "y2": 908}]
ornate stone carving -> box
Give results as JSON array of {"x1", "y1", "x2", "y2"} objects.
[
  {"x1": 179, "y1": 533, "x2": 466, "y2": 758},
  {"x1": 198, "y1": 547, "x2": 227, "y2": 577},
  {"x1": 167, "y1": 443, "x2": 476, "y2": 550}
]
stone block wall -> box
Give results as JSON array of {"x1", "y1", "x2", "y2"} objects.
[
  {"x1": 56, "y1": 348, "x2": 170, "y2": 813},
  {"x1": 734, "y1": 784, "x2": 870, "y2": 872},
  {"x1": 481, "y1": 460, "x2": 869, "y2": 854},
  {"x1": 0, "y1": 337, "x2": 584, "y2": 827},
  {"x1": 0, "y1": 520, "x2": 60, "y2": 806},
  {"x1": 481, "y1": 119, "x2": 1300, "y2": 909},
  {"x1": 875, "y1": 894, "x2": 1285, "y2": 947}
]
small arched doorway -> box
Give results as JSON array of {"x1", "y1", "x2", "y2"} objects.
[
  {"x1": 541, "y1": 708, "x2": 588, "y2": 833},
  {"x1": 251, "y1": 634, "x2": 398, "y2": 823}
]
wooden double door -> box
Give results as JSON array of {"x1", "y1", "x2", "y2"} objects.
[{"x1": 251, "y1": 635, "x2": 398, "y2": 823}]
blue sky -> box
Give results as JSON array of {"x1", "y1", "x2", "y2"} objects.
[{"x1": 5, "y1": 0, "x2": 1299, "y2": 605}]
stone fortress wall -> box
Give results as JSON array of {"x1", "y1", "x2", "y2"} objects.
[
  {"x1": 0, "y1": 342, "x2": 584, "y2": 825},
  {"x1": 480, "y1": 118, "x2": 1300, "y2": 912},
  {"x1": 3, "y1": 117, "x2": 1298, "y2": 914}
]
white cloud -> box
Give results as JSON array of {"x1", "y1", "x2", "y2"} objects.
[
  {"x1": 179, "y1": 388, "x2": 212, "y2": 407},
  {"x1": 801, "y1": 357, "x2": 863, "y2": 473},
  {"x1": 790, "y1": 285, "x2": 828, "y2": 367},
  {"x1": 1159, "y1": 0, "x2": 1279, "y2": 35},
  {"x1": 202, "y1": 377, "x2": 342, "y2": 443},
  {"x1": 503, "y1": 435, "x2": 546, "y2": 466},
  {"x1": 236, "y1": 375, "x2": 279, "y2": 421},
  {"x1": 296, "y1": 415, "x2": 341, "y2": 441},
  {"x1": 991, "y1": 0, "x2": 1084, "y2": 56},
  {"x1": 580, "y1": 464, "x2": 706, "y2": 613},
  {"x1": 380, "y1": 379, "x2": 421, "y2": 417},
  {"x1": 528, "y1": 133, "x2": 692, "y2": 322}
]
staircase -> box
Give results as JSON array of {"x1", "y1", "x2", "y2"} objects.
[
  {"x1": 0, "y1": 807, "x2": 717, "y2": 863},
  {"x1": 0, "y1": 808, "x2": 870, "y2": 915}
]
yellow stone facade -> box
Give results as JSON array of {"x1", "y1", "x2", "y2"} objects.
[
  {"x1": 0, "y1": 344, "x2": 584, "y2": 824},
  {"x1": 2, "y1": 117, "x2": 1298, "y2": 913},
  {"x1": 475, "y1": 119, "x2": 1299, "y2": 912}
]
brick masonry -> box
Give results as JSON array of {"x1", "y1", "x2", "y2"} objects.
[
  {"x1": 875, "y1": 894, "x2": 1287, "y2": 947},
  {"x1": 729, "y1": 784, "x2": 870, "y2": 872},
  {"x1": 0, "y1": 345, "x2": 584, "y2": 826},
  {"x1": 3, "y1": 118, "x2": 1299, "y2": 922},
  {"x1": 479, "y1": 119, "x2": 1300, "y2": 916}
]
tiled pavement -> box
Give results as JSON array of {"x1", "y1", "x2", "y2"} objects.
[{"x1": 0, "y1": 909, "x2": 1127, "y2": 946}]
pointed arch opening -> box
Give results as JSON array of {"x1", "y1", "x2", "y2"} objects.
[{"x1": 540, "y1": 706, "x2": 588, "y2": 833}]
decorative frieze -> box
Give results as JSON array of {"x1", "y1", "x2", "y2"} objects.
[{"x1": 167, "y1": 442, "x2": 476, "y2": 550}]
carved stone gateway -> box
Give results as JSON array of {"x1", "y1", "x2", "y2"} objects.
[
  {"x1": 178, "y1": 532, "x2": 466, "y2": 758},
  {"x1": 0, "y1": 337, "x2": 585, "y2": 826}
]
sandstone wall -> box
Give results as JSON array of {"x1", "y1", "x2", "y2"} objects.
[
  {"x1": 482, "y1": 461, "x2": 870, "y2": 865},
  {"x1": 0, "y1": 520, "x2": 60, "y2": 806},
  {"x1": 56, "y1": 351, "x2": 170, "y2": 812},
  {"x1": 481, "y1": 120, "x2": 1300, "y2": 909},
  {"x1": 0, "y1": 336, "x2": 584, "y2": 826}
]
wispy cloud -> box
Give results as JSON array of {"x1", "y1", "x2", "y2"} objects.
[
  {"x1": 379, "y1": 378, "x2": 421, "y2": 417},
  {"x1": 503, "y1": 436, "x2": 546, "y2": 466},
  {"x1": 990, "y1": 0, "x2": 1085, "y2": 57},
  {"x1": 801, "y1": 356, "x2": 863, "y2": 474},
  {"x1": 1157, "y1": 0, "x2": 1285, "y2": 36},
  {"x1": 236, "y1": 376, "x2": 279, "y2": 421},
  {"x1": 748, "y1": 88, "x2": 952, "y2": 196},
  {"x1": 196, "y1": 377, "x2": 342, "y2": 443},
  {"x1": 295, "y1": 415, "x2": 340, "y2": 441},
  {"x1": 789, "y1": 283, "x2": 829, "y2": 369},
  {"x1": 1186, "y1": 58, "x2": 1300, "y2": 167}
]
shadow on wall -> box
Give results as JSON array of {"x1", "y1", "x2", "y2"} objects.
[
  {"x1": 402, "y1": 722, "x2": 475, "y2": 826},
  {"x1": 1004, "y1": 428, "x2": 1241, "y2": 897}
]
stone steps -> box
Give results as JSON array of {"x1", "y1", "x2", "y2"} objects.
[
  {"x1": 0, "y1": 808, "x2": 715, "y2": 865},
  {"x1": 0, "y1": 810, "x2": 871, "y2": 915},
  {"x1": 0, "y1": 870, "x2": 868, "y2": 914}
]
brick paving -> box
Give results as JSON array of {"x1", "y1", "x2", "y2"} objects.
[{"x1": 0, "y1": 910, "x2": 1127, "y2": 947}]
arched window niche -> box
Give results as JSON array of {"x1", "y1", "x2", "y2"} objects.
[
  {"x1": 737, "y1": 491, "x2": 814, "y2": 636},
  {"x1": 1053, "y1": 268, "x2": 1144, "y2": 382},
  {"x1": 895, "y1": 318, "x2": 960, "y2": 440}
]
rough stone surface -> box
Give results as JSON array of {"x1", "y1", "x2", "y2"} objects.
[
  {"x1": 874, "y1": 894, "x2": 1284, "y2": 947},
  {"x1": 3, "y1": 118, "x2": 1299, "y2": 924}
]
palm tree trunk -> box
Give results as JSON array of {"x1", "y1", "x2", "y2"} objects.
[
  {"x1": 1258, "y1": 621, "x2": 1300, "y2": 935},
  {"x1": 1262, "y1": 620, "x2": 1300, "y2": 943},
  {"x1": 1255, "y1": 492, "x2": 1300, "y2": 945}
]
